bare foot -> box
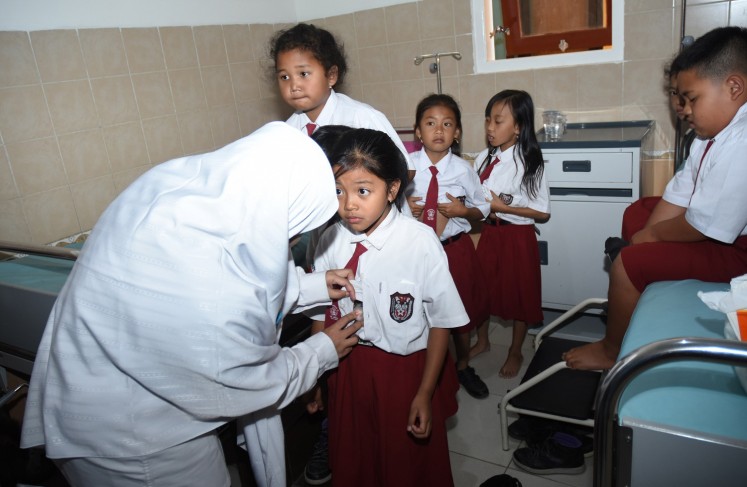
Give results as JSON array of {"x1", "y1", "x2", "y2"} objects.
[
  {"x1": 563, "y1": 340, "x2": 618, "y2": 370},
  {"x1": 469, "y1": 340, "x2": 491, "y2": 360},
  {"x1": 499, "y1": 349, "x2": 523, "y2": 378}
]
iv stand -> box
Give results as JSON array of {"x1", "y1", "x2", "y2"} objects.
[{"x1": 413, "y1": 51, "x2": 462, "y2": 94}]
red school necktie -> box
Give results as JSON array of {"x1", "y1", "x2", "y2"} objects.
[
  {"x1": 423, "y1": 166, "x2": 439, "y2": 232},
  {"x1": 689, "y1": 138, "x2": 714, "y2": 204},
  {"x1": 306, "y1": 123, "x2": 317, "y2": 136},
  {"x1": 480, "y1": 156, "x2": 500, "y2": 183},
  {"x1": 324, "y1": 242, "x2": 367, "y2": 327}
]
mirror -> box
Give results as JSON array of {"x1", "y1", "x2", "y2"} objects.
[{"x1": 470, "y1": 0, "x2": 624, "y2": 74}]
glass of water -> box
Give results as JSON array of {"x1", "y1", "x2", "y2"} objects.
[{"x1": 542, "y1": 110, "x2": 567, "y2": 140}]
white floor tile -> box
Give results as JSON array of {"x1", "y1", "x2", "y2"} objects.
[
  {"x1": 446, "y1": 390, "x2": 518, "y2": 466},
  {"x1": 447, "y1": 314, "x2": 595, "y2": 487}
]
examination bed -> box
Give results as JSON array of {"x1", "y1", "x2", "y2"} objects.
[
  {"x1": 0, "y1": 242, "x2": 79, "y2": 376},
  {"x1": 499, "y1": 278, "x2": 747, "y2": 486},
  {"x1": 596, "y1": 279, "x2": 747, "y2": 487}
]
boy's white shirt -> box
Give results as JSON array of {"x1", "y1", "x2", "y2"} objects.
[{"x1": 664, "y1": 102, "x2": 747, "y2": 243}]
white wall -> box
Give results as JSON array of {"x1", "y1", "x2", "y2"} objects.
[
  {"x1": 1, "y1": 0, "x2": 417, "y2": 30},
  {"x1": 293, "y1": 0, "x2": 417, "y2": 22}
]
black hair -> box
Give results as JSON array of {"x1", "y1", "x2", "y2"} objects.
[
  {"x1": 269, "y1": 23, "x2": 348, "y2": 86},
  {"x1": 327, "y1": 128, "x2": 409, "y2": 211},
  {"x1": 669, "y1": 26, "x2": 747, "y2": 81},
  {"x1": 414, "y1": 93, "x2": 463, "y2": 156},
  {"x1": 310, "y1": 125, "x2": 354, "y2": 162},
  {"x1": 484, "y1": 90, "x2": 545, "y2": 199}
]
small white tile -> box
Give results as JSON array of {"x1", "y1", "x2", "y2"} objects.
[{"x1": 447, "y1": 389, "x2": 518, "y2": 466}]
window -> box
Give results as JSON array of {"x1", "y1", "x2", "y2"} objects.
[{"x1": 470, "y1": 0, "x2": 624, "y2": 74}]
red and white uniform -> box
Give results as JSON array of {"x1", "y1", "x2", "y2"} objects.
[
  {"x1": 310, "y1": 208, "x2": 465, "y2": 487},
  {"x1": 477, "y1": 144, "x2": 550, "y2": 323}
]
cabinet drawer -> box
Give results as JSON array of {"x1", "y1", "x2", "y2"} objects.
[{"x1": 543, "y1": 152, "x2": 632, "y2": 183}]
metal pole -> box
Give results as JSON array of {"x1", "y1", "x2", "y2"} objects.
[{"x1": 673, "y1": 0, "x2": 688, "y2": 172}]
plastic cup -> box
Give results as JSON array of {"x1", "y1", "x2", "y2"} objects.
[{"x1": 542, "y1": 111, "x2": 566, "y2": 140}]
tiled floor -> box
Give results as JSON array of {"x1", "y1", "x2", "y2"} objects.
[{"x1": 447, "y1": 318, "x2": 594, "y2": 487}]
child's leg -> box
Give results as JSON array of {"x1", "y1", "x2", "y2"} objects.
[
  {"x1": 469, "y1": 318, "x2": 491, "y2": 360},
  {"x1": 563, "y1": 255, "x2": 640, "y2": 370},
  {"x1": 453, "y1": 331, "x2": 471, "y2": 370},
  {"x1": 454, "y1": 329, "x2": 489, "y2": 399},
  {"x1": 499, "y1": 320, "x2": 528, "y2": 378}
]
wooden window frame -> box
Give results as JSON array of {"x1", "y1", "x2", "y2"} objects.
[{"x1": 500, "y1": 0, "x2": 613, "y2": 58}]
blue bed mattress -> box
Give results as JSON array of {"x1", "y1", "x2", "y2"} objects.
[
  {"x1": 0, "y1": 251, "x2": 77, "y2": 374},
  {"x1": 618, "y1": 279, "x2": 747, "y2": 443}
]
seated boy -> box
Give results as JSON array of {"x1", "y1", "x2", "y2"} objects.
[{"x1": 564, "y1": 26, "x2": 747, "y2": 371}]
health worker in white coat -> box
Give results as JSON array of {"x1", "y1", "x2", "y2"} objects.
[{"x1": 21, "y1": 122, "x2": 362, "y2": 487}]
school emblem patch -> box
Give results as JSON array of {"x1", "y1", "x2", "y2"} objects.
[
  {"x1": 328, "y1": 304, "x2": 341, "y2": 322},
  {"x1": 390, "y1": 292, "x2": 414, "y2": 323}
]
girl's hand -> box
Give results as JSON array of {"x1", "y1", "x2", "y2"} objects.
[
  {"x1": 407, "y1": 392, "x2": 433, "y2": 439},
  {"x1": 437, "y1": 193, "x2": 467, "y2": 218},
  {"x1": 488, "y1": 190, "x2": 510, "y2": 213},
  {"x1": 325, "y1": 269, "x2": 356, "y2": 301},
  {"x1": 321, "y1": 310, "x2": 362, "y2": 359},
  {"x1": 407, "y1": 196, "x2": 424, "y2": 218},
  {"x1": 303, "y1": 385, "x2": 325, "y2": 414}
]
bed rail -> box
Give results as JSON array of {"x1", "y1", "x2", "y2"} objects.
[
  {"x1": 594, "y1": 337, "x2": 747, "y2": 487},
  {"x1": 0, "y1": 239, "x2": 79, "y2": 261}
]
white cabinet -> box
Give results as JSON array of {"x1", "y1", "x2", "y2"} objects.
[{"x1": 537, "y1": 122, "x2": 654, "y2": 310}]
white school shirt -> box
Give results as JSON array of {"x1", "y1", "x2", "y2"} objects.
[
  {"x1": 406, "y1": 149, "x2": 490, "y2": 240},
  {"x1": 473, "y1": 147, "x2": 529, "y2": 207},
  {"x1": 310, "y1": 208, "x2": 469, "y2": 355},
  {"x1": 286, "y1": 89, "x2": 414, "y2": 170},
  {"x1": 663, "y1": 102, "x2": 747, "y2": 243},
  {"x1": 21, "y1": 123, "x2": 339, "y2": 487},
  {"x1": 480, "y1": 145, "x2": 550, "y2": 225}
]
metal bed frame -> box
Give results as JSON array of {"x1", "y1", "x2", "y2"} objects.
[{"x1": 594, "y1": 337, "x2": 747, "y2": 487}]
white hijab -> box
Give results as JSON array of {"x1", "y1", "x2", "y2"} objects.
[{"x1": 21, "y1": 122, "x2": 338, "y2": 461}]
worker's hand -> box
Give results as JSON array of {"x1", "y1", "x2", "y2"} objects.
[
  {"x1": 322, "y1": 310, "x2": 362, "y2": 359},
  {"x1": 325, "y1": 269, "x2": 356, "y2": 301}
]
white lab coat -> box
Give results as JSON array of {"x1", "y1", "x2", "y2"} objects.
[{"x1": 21, "y1": 122, "x2": 340, "y2": 487}]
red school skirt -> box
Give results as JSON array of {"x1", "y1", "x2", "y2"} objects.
[
  {"x1": 476, "y1": 221, "x2": 544, "y2": 324},
  {"x1": 326, "y1": 345, "x2": 459, "y2": 487},
  {"x1": 442, "y1": 232, "x2": 490, "y2": 333}
]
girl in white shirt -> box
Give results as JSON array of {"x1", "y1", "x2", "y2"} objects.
[
  {"x1": 308, "y1": 128, "x2": 466, "y2": 487},
  {"x1": 271, "y1": 22, "x2": 414, "y2": 274},
  {"x1": 473, "y1": 90, "x2": 551, "y2": 378},
  {"x1": 271, "y1": 23, "x2": 413, "y2": 174},
  {"x1": 406, "y1": 94, "x2": 491, "y2": 399}
]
